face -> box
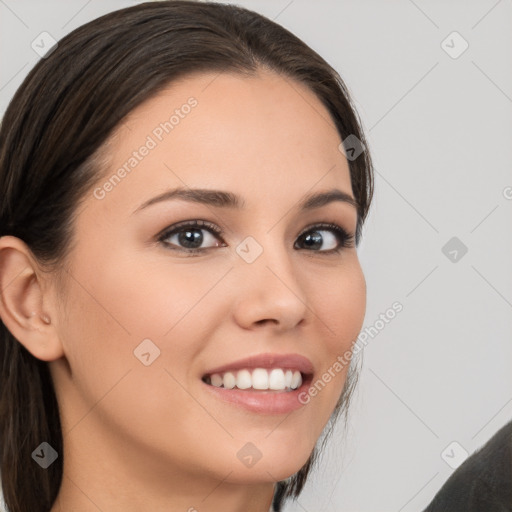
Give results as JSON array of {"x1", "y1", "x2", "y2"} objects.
[{"x1": 48, "y1": 70, "x2": 366, "y2": 487}]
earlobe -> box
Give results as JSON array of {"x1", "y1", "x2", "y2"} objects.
[{"x1": 0, "y1": 235, "x2": 64, "y2": 361}]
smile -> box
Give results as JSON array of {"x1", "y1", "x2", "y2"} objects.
[{"x1": 201, "y1": 367, "x2": 303, "y2": 391}]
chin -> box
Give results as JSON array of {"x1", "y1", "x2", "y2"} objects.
[{"x1": 225, "y1": 445, "x2": 314, "y2": 484}]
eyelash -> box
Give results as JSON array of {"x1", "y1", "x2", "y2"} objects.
[{"x1": 156, "y1": 219, "x2": 355, "y2": 256}]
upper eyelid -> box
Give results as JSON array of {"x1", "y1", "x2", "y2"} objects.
[
  {"x1": 296, "y1": 222, "x2": 349, "y2": 236},
  {"x1": 158, "y1": 219, "x2": 222, "y2": 238}
]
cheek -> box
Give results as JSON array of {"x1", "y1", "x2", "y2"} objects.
[
  {"x1": 313, "y1": 258, "x2": 366, "y2": 350},
  {"x1": 54, "y1": 251, "x2": 217, "y2": 440},
  {"x1": 75, "y1": 252, "x2": 203, "y2": 337},
  {"x1": 60, "y1": 249, "x2": 228, "y2": 380},
  {"x1": 304, "y1": 257, "x2": 366, "y2": 407}
]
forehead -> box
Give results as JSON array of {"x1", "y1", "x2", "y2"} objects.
[{"x1": 88, "y1": 70, "x2": 353, "y2": 216}]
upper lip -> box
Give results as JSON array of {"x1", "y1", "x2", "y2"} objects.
[{"x1": 202, "y1": 352, "x2": 314, "y2": 376}]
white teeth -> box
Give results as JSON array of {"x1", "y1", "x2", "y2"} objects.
[
  {"x1": 236, "y1": 369, "x2": 252, "y2": 389},
  {"x1": 252, "y1": 368, "x2": 269, "y2": 389},
  {"x1": 207, "y1": 368, "x2": 304, "y2": 391},
  {"x1": 268, "y1": 369, "x2": 286, "y2": 390},
  {"x1": 291, "y1": 370, "x2": 302, "y2": 389},
  {"x1": 223, "y1": 372, "x2": 236, "y2": 389},
  {"x1": 211, "y1": 373, "x2": 223, "y2": 387},
  {"x1": 284, "y1": 370, "x2": 293, "y2": 388}
]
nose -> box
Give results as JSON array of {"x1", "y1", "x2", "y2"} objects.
[{"x1": 231, "y1": 238, "x2": 308, "y2": 332}]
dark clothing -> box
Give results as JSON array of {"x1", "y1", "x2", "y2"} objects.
[{"x1": 423, "y1": 420, "x2": 512, "y2": 512}]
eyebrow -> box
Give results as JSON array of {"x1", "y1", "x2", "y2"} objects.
[{"x1": 132, "y1": 187, "x2": 358, "y2": 214}]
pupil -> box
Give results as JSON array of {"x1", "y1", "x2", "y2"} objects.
[
  {"x1": 303, "y1": 232, "x2": 322, "y2": 250},
  {"x1": 179, "y1": 229, "x2": 203, "y2": 248}
]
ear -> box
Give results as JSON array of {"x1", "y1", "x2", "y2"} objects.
[{"x1": 0, "y1": 235, "x2": 64, "y2": 361}]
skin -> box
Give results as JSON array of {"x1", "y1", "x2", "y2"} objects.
[{"x1": 0, "y1": 69, "x2": 366, "y2": 511}]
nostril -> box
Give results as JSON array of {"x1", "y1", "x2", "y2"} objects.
[{"x1": 254, "y1": 319, "x2": 278, "y2": 326}]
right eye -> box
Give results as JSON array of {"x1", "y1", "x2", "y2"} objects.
[{"x1": 158, "y1": 219, "x2": 227, "y2": 254}]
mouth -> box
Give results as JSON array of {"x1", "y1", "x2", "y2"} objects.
[
  {"x1": 199, "y1": 353, "x2": 314, "y2": 414},
  {"x1": 201, "y1": 367, "x2": 311, "y2": 392}
]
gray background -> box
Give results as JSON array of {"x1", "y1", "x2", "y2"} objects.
[{"x1": 1, "y1": 1, "x2": 511, "y2": 511}]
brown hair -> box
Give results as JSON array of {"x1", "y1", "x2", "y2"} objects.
[{"x1": 0, "y1": 1, "x2": 373, "y2": 511}]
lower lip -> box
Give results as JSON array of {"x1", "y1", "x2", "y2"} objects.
[{"x1": 201, "y1": 376, "x2": 311, "y2": 414}]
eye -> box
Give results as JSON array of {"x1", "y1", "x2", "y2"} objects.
[
  {"x1": 294, "y1": 223, "x2": 355, "y2": 253},
  {"x1": 157, "y1": 220, "x2": 226, "y2": 253}
]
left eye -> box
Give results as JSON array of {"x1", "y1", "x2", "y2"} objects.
[{"x1": 295, "y1": 228, "x2": 339, "y2": 251}]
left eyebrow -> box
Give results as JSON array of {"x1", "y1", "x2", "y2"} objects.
[
  {"x1": 300, "y1": 189, "x2": 358, "y2": 211},
  {"x1": 132, "y1": 187, "x2": 358, "y2": 214}
]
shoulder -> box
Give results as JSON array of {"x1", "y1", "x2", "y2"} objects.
[{"x1": 423, "y1": 420, "x2": 512, "y2": 512}]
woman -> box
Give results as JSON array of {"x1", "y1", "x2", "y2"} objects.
[{"x1": 0, "y1": 1, "x2": 374, "y2": 511}]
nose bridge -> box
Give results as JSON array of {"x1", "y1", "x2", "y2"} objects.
[{"x1": 231, "y1": 230, "x2": 308, "y2": 329}]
